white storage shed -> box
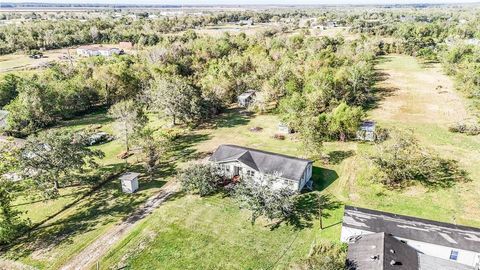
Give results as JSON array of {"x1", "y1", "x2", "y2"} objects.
[{"x1": 120, "y1": 172, "x2": 140, "y2": 193}]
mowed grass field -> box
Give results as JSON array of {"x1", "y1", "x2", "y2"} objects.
[
  {"x1": 4, "y1": 54, "x2": 480, "y2": 269},
  {"x1": 97, "y1": 54, "x2": 480, "y2": 269}
]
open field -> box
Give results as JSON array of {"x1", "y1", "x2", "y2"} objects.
[
  {"x1": 96, "y1": 54, "x2": 480, "y2": 269},
  {"x1": 4, "y1": 54, "x2": 480, "y2": 269}
]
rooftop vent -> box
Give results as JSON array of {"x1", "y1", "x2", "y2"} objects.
[
  {"x1": 390, "y1": 260, "x2": 403, "y2": 266},
  {"x1": 390, "y1": 249, "x2": 395, "y2": 254},
  {"x1": 370, "y1": 255, "x2": 380, "y2": 261}
]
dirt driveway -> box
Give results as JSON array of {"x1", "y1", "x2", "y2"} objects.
[{"x1": 59, "y1": 181, "x2": 179, "y2": 270}]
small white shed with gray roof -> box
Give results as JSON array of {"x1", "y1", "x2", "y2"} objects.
[{"x1": 120, "y1": 172, "x2": 140, "y2": 193}]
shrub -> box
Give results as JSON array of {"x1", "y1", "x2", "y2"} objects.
[
  {"x1": 178, "y1": 163, "x2": 223, "y2": 196},
  {"x1": 370, "y1": 129, "x2": 469, "y2": 188},
  {"x1": 290, "y1": 241, "x2": 348, "y2": 270},
  {"x1": 448, "y1": 122, "x2": 480, "y2": 136}
]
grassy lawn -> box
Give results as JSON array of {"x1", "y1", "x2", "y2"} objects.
[
  {"x1": 97, "y1": 55, "x2": 480, "y2": 269},
  {"x1": 4, "y1": 54, "x2": 480, "y2": 269}
]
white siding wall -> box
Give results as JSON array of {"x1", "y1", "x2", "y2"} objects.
[
  {"x1": 341, "y1": 226, "x2": 480, "y2": 268},
  {"x1": 216, "y1": 161, "x2": 301, "y2": 192}
]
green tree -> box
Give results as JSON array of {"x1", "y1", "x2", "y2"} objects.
[
  {"x1": 0, "y1": 74, "x2": 19, "y2": 108},
  {"x1": 371, "y1": 129, "x2": 469, "y2": 188},
  {"x1": 0, "y1": 144, "x2": 29, "y2": 245},
  {"x1": 20, "y1": 129, "x2": 104, "y2": 198},
  {"x1": 4, "y1": 79, "x2": 57, "y2": 136},
  {"x1": 136, "y1": 128, "x2": 172, "y2": 180},
  {"x1": 233, "y1": 175, "x2": 295, "y2": 225},
  {"x1": 108, "y1": 99, "x2": 147, "y2": 153},
  {"x1": 178, "y1": 163, "x2": 222, "y2": 197},
  {"x1": 327, "y1": 102, "x2": 364, "y2": 141},
  {"x1": 150, "y1": 77, "x2": 208, "y2": 125}
]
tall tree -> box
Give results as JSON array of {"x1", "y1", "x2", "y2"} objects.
[
  {"x1": 327, "y1": 102, "x2": 364, "y2": 141},
  {"x1": 136, "y1": 127, "x2": 172, "y2": 179},
  {"x1": 0, "y1": 144, "x2": 28, "y2": 244},
  {"x1": 108, "y1": 99, "x2": 147, "y2": 153},
  {"x1": 150, "y1": 77, "x2": 207, "y2": 126},
  {"x1": 19, "y1": 129, "x2": 104, "y2": 198}
]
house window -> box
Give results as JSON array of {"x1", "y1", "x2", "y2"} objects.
[
  {"x1": 449, "y1": 250, "x2": 459, "y2": 261},
  {"x1": 220, "y1": 164, "x2": 230, "y2": 173},
  {"x1": 246, "y1": 170, "x2": 255, "y2": 177}
]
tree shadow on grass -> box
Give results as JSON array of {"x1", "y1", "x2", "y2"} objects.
[
  {"x1": 327, "y1": 150, "x2": 355, "y2": 165},
  {"x1": 200, "y1": 107, "x2": 252, "y2": 129},
  {"x1": 362, "y1": 60, "x2": 399, "y2": 111},
  {"x1": 169, "y1": 133, "x2": 210, "y2": 163},
  {"x1": 272, "y1": 193, "x2": 342, "y2": 230},
  {"x1": 4, "y1": 177, "x2": 165, "y2": 260}
]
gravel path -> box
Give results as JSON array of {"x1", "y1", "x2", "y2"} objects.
[{"x1": 59, "y1": 181, "x2": 179, "y2": 270}]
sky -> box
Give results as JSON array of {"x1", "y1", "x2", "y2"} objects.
[{"x1": 4, "y1": 0, "x2": 480, "y2": 5}]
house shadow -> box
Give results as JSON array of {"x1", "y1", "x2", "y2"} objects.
[
  {"x1": 202, "y1": 107, "x2": 252, "y2": 129},
  {"x1": 312, "y1": 166, "x2": 339, "y2": 192}
]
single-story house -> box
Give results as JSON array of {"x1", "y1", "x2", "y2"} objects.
[
  {"x1": 209, "y1": 144, "x2": 313, "y2": 192},
  {"x1": 341, "y1": 205, "x2": 480, "y2": 269},
  {"x1": 237, "y1": 90, "x2": 256, "y2": 107},
  {"x1": 356, "y1": 120, "x2": 376, "y2": 141},
  {"x1": 76, "y1": 46, "x2": 123, "y2": 57}
]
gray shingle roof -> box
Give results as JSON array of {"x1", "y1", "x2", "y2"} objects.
[
  {"x1": 347, "y1": 232, "x2": 474, "y2": 270},
  {"x1": 346, "y1": 232, "x2": 419, "y2": 270},
  {"x1": 343, "y1": 206, "x2": 480, "y2": 253},
  {"x1": 209, "y1": 144, "x2": 312, "y2": 181}
]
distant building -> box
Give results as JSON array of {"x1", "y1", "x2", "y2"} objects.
[
  {"x1": 356, "y1": 121, "x2": 376, "y2": 141},
  {"x1": 237, "y1": 90, "x2": 256, "y2": 107},
  {"x1": 325, "y1": 21, "x2": 338, "y2": 28},
  {"x1": 118, "y1": 41, "x2": 133, "y2": 50},
  {"x1": 210, "y1": 144, "x2": 313, "y2": 192},
  {"x1": 341, "y1": 206, "x2": 480, "y2": 269},
  {"x1": 238, "y1": 19, "x2": 253, "y2": 26},
  {"x1": 76, "y1": 46, "x2": 123, "y2": 57}
]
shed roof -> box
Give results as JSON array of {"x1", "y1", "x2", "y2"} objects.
[
  {"x1": 209, "y1": 144, "x2": 312, "y2": 181},
  {"x1": 343, "y1": 205, "x2": 480, "y2": 253},
  {"x1": 119, "y1": 172, "x2": 141, "y2": 181},
  {"x1": 360, "y1": 121, "x2": 376, "y2": 132},
  {"x1": 238, "y1": 90, "x2": 256, "y2": 100}
]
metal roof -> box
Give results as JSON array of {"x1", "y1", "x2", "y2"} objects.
[
  {"x1": 346, "y1": 232, "x2": 419, "y2": 270},
  {"x1": 119, "y1": 172, "x2": 141, "y2": 181},
  {"x1": 209, "y1": 144, "x2": 312, "y2": 181},
  {"x1": 347, "y1": 232, "x2": 475, "y2": 270},
  {"x1": 343, "y1": 206, "x2": 480, "y2": 253},
  {"x1": 238, "y1": 90, "x2": 256, "y2": 100}
]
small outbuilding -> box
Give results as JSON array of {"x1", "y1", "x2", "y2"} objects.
[
  {"x1": 120, "y1": 172, "x2": 140, "y2": 193},
  {"x1": 277, "y1": 122, "x2": 293, "y2": 134},
  {"x1": 357, "y1": 120, "x2": 376, "y2": 142},
  {"x1": 237, "y1": 90, "x2": 256, "y2": 107}
]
